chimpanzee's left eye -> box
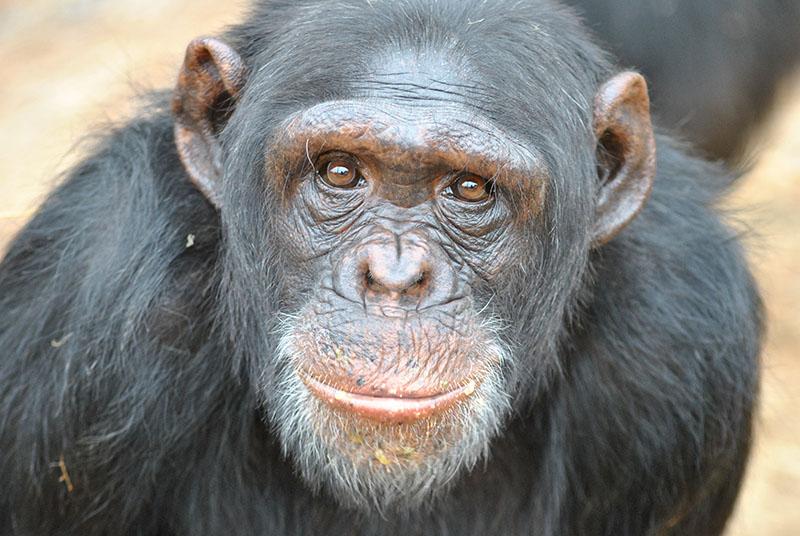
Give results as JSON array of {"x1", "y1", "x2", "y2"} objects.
[
  {"x1": 317, "y1": 156, "x2": 363, "y2": 188},
  {"x1": 447, "y1": 173, "x2": 493, "y2": 203}
]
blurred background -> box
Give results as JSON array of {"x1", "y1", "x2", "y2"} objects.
[{"x1": 0, "y1": 1, "x2": 797, "y2": 534}]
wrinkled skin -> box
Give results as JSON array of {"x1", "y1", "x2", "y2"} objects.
[
  {"x1": 200, "y1": 48, "x2": 651, "y2": 510},
  {"x1": 259, "y1": 59, "x2": 548, "y2": 509}
]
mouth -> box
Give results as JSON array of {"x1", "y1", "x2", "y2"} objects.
[{"x1": 300, "y1": 374, "x2": 479, "y2": 424}]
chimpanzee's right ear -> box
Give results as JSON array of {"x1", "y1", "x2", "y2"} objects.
[{"x1": 172, "y1": 37, "x2": 247, "y2": 208}]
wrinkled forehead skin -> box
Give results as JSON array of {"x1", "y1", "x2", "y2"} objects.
[{"x1": 265, "y1": 50, "x2": 548, "y2": 205}]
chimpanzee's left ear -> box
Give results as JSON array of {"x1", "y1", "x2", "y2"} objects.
[
  {"x1": 172, "y1": 37, "x2": 247, "y2": 208},
  {"x1": 591, "y1": 71, "x2": 656, "y2": 246}
]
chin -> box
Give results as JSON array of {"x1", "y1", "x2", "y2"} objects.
[{"x1": 261, "y1": 318, "x2": 511, "y2": 513}]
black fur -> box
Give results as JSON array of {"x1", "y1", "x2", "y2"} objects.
[
  {"x1": 565, "y1": 0, "x2": 800, "y2": 160},
  {"x1": 0, "y1": 1, "x2": 762, "y2": 534}
]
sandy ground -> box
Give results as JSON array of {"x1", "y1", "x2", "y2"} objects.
[{"x1": 0, "y1": 1, "x2": 797, "y2": 534}]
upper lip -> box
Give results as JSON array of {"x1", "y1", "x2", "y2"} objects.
[{"x1": 300, "y1": 374, "x2": 478, "y2": 423}]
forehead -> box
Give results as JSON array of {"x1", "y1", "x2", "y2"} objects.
[
  {"x1": 270, "y1": 50, "x2": 540, "y2": 177},
  {"x1": 353, "y1": 48, "x2": 507, "y2": 114},
  {"x1": 284, "y1": 99, "x2": 534, "y2": 162},
  {"x1": 358, "y1": 49, "x2": 474, "y2": 99}
]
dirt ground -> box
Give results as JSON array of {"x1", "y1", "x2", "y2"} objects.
[{"x1": 0, "y1": 1, "x2": 797, "y2": 534}]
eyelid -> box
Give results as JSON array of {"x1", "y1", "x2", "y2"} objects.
[{"x1": 316, "y1": 151, "x2": 356, "y2": 170}]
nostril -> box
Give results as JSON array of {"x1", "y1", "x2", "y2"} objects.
[
  {"x1": 404, "y1": 270, "x2": 427, "y2": 295},
  {"x1": 364, "y1": 268, "x2": 377, "y2": 291}
]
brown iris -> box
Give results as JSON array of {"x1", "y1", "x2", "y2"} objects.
[
  {"x1": 320, "y1": 158, "x2": 361, "y2": 188},
  {"x1": 450, "y1": 174, "x2": 492, "y2": 202}
]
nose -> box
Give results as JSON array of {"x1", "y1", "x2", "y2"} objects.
[
  {"x1": 365, "y1": 237, "x2": 429, "y2": 297},
  {"x1": 333, "y1": 229, "x2": 456, "y2": 307}
]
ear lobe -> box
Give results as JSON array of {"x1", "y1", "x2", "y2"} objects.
[
  {"x1": 172, "y1": 37, "x2": 247, "y2": 208},
  {"x1": 591, "y1": 71, "x2": 656, "y2": 246}
]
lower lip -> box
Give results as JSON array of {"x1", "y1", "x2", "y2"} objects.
[{"x1": 300, "y1": 375, "x2": 478, "y2": 423}]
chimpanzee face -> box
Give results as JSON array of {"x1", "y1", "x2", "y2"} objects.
[
  {"x1": 260, "y1": 62, "x2": 543, "y2": 510},
  {"x1": 173, "y1": 37, "x2": 654, "y2": 512}
]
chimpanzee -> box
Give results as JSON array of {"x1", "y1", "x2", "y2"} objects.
[
  {"x1": 565, "y1": 0, "x2": 800, "y2": 160},
  {"x1": 0, "y1": 1, "x2": 762, "y2": 535}
]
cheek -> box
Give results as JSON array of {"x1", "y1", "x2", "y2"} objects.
[
  {"x1": 433, "y1": 207, "x2": 526, "y2": 283},
  {"x1": 440, "y1": 231, "x2": 523, "y2": 284},
  {"x1": 273, "y1": 201, "x2": 320, "y2": 261}
]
